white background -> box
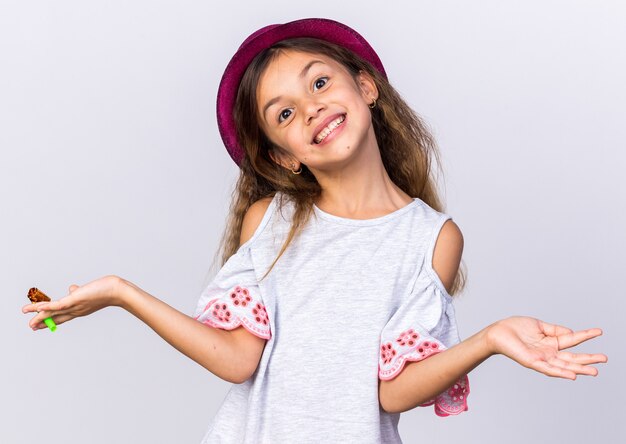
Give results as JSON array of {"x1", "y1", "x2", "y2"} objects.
[{"x1": 1, "y1": 1, "x2": 623, "y2": 443}]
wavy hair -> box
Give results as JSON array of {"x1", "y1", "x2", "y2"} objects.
[{"x1": 205, "y1": 37, "x2": 467, "y2": 297}]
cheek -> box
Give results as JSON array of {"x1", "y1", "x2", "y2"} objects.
[
  {"x1": 342, "y1": 91, "x2": 370, "y2": 119},
  {"x1": 351, "y1": 103, "x2": 373, "y2": 129},
  {"x1": 285, "y1": 130, "x2": 301, "y2": 147},
  {"x1": 279, "y1": 130, "x2": 309, "y2": 155}
]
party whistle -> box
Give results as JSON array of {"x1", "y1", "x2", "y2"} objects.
[{"x1": 27, "y1": 287, "x2": 57, "y2": 332}]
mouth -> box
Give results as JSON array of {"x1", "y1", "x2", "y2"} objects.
[{"x1": 313, "y1": 114, "x2": 346, "y2": 144}]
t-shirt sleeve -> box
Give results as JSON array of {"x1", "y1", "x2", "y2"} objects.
[
  {"x1": 193, "y1": 244, "x2": 271, "y2": 340},
  {"x1": 378, "y1": 214, "x2": 469, "y2": 417}
]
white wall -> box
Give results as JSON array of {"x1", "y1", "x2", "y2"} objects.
[{"x1": 2, "y1": 1, "x2": 623, "y2": 443}]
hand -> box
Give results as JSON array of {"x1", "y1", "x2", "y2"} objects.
[
  {"x1": 22, "y1": 275, "x2": 125, "y2": 330},
  {"x1": 485, "y1": 316, "x2": 608, "y2": 379}
]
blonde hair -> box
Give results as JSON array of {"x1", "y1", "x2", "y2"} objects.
[{"x1": 205, "y1": 37, "x2": 467, "y2": 297}]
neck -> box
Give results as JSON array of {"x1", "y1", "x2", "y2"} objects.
[{"x1": 310, "y1": 127, "x2": 413, "y2": 219}]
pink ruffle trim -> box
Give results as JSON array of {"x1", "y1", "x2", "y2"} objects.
[
  {"x1": 194, "y1": 285, "x2": 271, "y2": 340},
  {"x1": 418, "y1": 374, "x2": 469, "y2": 417},
  {"x1": 379, "y1": 329, "x2": 469, "y2": 416}
]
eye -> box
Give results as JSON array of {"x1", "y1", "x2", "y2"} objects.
[
  {"x1": 278, "y1": 108, "x2": 292, "y2": 123},
  {"x1": 313, "y1": 76, "x2": 328, "y2": 91}
]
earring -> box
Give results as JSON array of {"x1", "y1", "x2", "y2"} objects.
[
  {"x1": 290, "y1": 163, "x2": 302, "y2": 175},
  {"x1": 369, "y1": 98, "x2": 377, "y2": 109}
]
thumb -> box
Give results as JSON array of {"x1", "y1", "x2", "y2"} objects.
[{"x1": 68, "y1": 284, "x2": 80, "y2": 293}]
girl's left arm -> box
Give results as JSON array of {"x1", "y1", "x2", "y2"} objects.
[
  {"x1": 378, "y1": 218, "x2": 490, "y2": 414},
  {"x1": 379, "y1": 319, "x2": 607, "y2": 414},
  {"x1": 379, "y1": 325, "x2": 492, "y2": 414},
  {"x1": 380, "y1": 220, "x2": 607, "y2": 414}
]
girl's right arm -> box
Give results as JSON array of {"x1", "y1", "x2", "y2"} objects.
[
  {"x1": 23, "y1": 276, "x2": 259, "y2": 384},
  {"x1": 122, "y1": 193, "x2": 272, "y2": 384},
  {"x1": 23, "y1": 197, "x2": 274, "y2": 384},
  {"x1": 119, "y1": 197, "x2": 273, "y2": 382},
  {"x1": 120, "y1": 198, "x2": 273, "y2": 382},
  {"x1": 119, "y1": 279, "x2": 261, "y2": 384}
]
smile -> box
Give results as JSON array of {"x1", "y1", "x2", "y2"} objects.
[{"x1": 314, "y1": 115, "x2": 346, "y2": 144}]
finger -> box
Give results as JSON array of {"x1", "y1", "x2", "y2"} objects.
[
  {"x1": 557, "y1": 351, "x2": 609, "y2": 365},
  {"x1": 532, "y1": 359, "x2": 577, "y2": 380},
  {"x1": 22, "y1": 302, "x2": 49, "y2": 313},
  {"x1": 22, "y1": 304, "x2": 37, "y2": 313},
  {"x1": 30, "y1": 311, "x2": 66, "y2": 329},
  {"x1": 32, "y1": 314, "x2": 74, "y2": 330},
  {"x1": 34, "y1": 298, "x2": 70, "y2": 312},
  {"x1": 29, "y1": 312, "x2": 49, "y2": 328},
  {"x1": 539, "y1": 320, "x2": 574, "y2": 337},
  {"x1": 69, "y1": 284, "x2": 79, "y2": 293},
  {"x1": 547, "y1": 356, "x2": 599, "y2": 376},
  {"x1": 29, "y1": 309, "x2": 68, "y2": 329},
  {"x1": 556, "y1": 328, "x2": 603, "y2": 350}
]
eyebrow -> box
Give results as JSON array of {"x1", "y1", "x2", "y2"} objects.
[{"x1": 262, "y1": 60, "x2": 325, "y2": 121}]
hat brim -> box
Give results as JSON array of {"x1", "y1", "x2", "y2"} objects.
[{"x1": 216, "y1": 18, "x2": 387, "y2": 166}]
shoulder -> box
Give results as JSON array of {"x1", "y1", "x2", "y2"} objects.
[
  {"x1": 239, "y1": 196, "x2": 275, "y2": 246},
  {"x1": 431, "y1": 219, "x2": 464, "y2": 294}
]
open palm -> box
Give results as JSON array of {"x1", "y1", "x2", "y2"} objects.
[
  {"x1": 22, "y1": 275, "x2": 123, "y2": 330},
  {"x1": 486, "y1": 316, "x2": 607, "y2": 379}
]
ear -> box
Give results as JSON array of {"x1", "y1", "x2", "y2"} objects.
[
  {"x1": 269, "y1": 147, "x2": 299, "y2": 171},
  {"x1": 356, "y1": 70, "x2": 379, "y2": 104}
]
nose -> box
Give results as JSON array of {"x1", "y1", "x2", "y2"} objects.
[{"x1": 303, "y1": 99, "x2": 325, "y2": 125}]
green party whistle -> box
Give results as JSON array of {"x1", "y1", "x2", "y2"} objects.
[
  {"x1": 27, "y1": 287, "x2": 58, "y2": 332},
  {"x1": 43, "y1": 317, "x2": 57, "y2": 332}
]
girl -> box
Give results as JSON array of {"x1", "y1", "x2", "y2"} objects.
[{"x1": 23, "y1": 18, "x2": 607, "y2": 443}]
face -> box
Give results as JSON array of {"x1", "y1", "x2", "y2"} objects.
[{"x1": 255, "y1": 49, "x2": 378, "y2": 173}]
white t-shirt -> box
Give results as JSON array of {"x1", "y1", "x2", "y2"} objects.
[{"x1": 193, "y1": 191, "x2": 470, "y2": 443}]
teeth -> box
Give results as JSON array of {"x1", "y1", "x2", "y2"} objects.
[{"x1": 314, "y1": 115, "x2": 345, "y2": 144}]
